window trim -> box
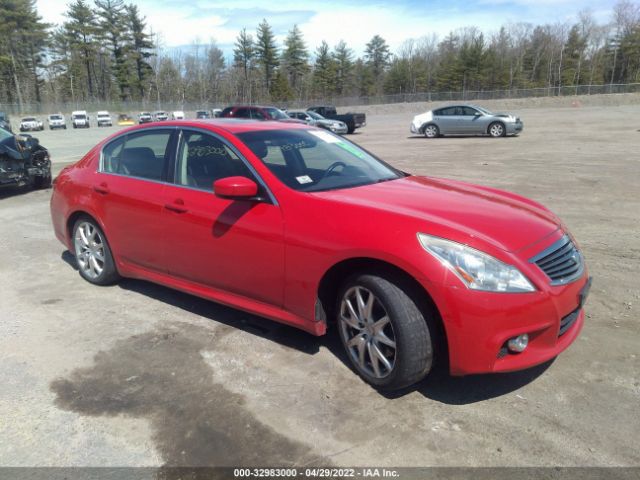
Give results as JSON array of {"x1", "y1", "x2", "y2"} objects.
[{"x1": 170, "y1": 127, "x2": 279, "y2": 206}]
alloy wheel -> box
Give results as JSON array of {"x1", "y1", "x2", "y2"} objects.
[
  {"x1": 74, "y1": 221, "x2": 106, "y2": 280},
  {"x1": 339, "y1": 286, "x2": 397, "y2": 379},
  {"x1": 490, "y1": 123, "x2": 504, "y2": 137},
  {"x1": 424, "y1": 125, "x2": 438, "y2": 138}
]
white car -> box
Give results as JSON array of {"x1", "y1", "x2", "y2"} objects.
[
  {"x1": 96, "y1": 111, "x2": 113, "y2": 127},
  {"x1": 19, "y1": 117, "x2": 44, "y2": 132},
  {"x1": 47, "y1": 114, "x2": 66, "y2": 130},
  {"x1": 153, "y1": 111, "x2": 168, "y2": 121},
  {"x1": 71, "y1": 111, "x2": 90, "y2": 129},
  {"x1": 171, "y1": 111, "x2": 185, "y2": 120}
]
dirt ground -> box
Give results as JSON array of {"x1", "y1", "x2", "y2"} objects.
[{"x1": 0, "y1": 102, "x2": 639, "y2": 469}]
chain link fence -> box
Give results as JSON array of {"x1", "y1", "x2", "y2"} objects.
[{"x1": 2, "y1": 83, "x2": 640, "y2": 116}]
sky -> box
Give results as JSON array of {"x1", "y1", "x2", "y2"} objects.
[{"x1": 36, "y1": 0, "x2": 616, "y2": 58}]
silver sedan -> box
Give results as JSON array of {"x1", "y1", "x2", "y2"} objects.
[
  {"x1": 410, "y1": 105, "x2": 523, "y2": 138},
  {"x1": 288, "y1": 110, "x2": 349, "y2": 134}
]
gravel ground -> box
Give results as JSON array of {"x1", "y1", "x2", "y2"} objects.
[{"x1": 0, "y1": 102, "x2": 639, "y2": 469}]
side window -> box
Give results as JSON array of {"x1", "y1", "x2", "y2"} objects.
[
  {"x1": 119, "y1": 130, "x2": 172, "y2": 181},
  {"x1": 101, "y1": 136, "x2": 125, "y2": 173},
  {"x1": 251, "y1": 109, "x2": 266, "y2": 120},
  {"x1": 462, "y1": 107, "x2": 479, "y2": 116},
  {"x1": 175, "y1": 130, "x2": 255, "y2": 191},
  {"x1": 440, "y1": 107, "x2": 457, "y2": 116},
  {"x1": 234, "y1": 108, "x2": 250, "y2": 118}
]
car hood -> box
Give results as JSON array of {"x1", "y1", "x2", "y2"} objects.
[{"x1": 313, "y1": 176, "x2": 560, "y2": 253}]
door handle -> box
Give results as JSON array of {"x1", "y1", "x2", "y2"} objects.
[
  {"x1": 164, "y1": 199, "x2": 188, "y2": 213},
  {"x1": 93, "y1": 183, "x2": 109, "y2": 194}
]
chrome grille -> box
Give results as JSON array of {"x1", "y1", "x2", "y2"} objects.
[{"x1": 530, "y1": 235, "x2": 584, "y2": 285}]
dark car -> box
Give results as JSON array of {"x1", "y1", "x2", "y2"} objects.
[
  {"x1": 220, "y1": 105, "x2": 305, "y2": 124},
  {"x1": 307, "y1": 105, "x2": 366, "y2": 134},
  {"x1": 0, "y1": 112, "x2": 12, "y2": 133},
  {"x1": 0, "y1": 129, "x2": 51, "y2": 190},
  {"x1": 196, "y1": 110, "x2": 211, "y2": 119}
]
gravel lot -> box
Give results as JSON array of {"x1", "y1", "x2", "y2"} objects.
[{"x1": 1, "y1": 103, "x2": 639, "y2": 468}]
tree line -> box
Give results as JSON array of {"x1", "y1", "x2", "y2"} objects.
[{"x1": 1, "y1": 0, "x2": 639, "y2": 110}]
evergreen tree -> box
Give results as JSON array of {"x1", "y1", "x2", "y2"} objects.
[
  {"x1": 125, "y1": 4, "x2": 153, "y2": 99},
  {"x1": 255, "y1": 19, "x2": 278, "y2": 92},
  {"x1": 281, "y1": 25, "x2": 309, "y2": 93},
  {"x1": 95, "y1": 0, "x2": 130, "y2": 100},
  {"x1": 332, "y1": 40, "x2": 354, "y2": 95},
  {"x1": 233, "y1": 28, "x2": 254, "y2": 101},
  {"x1": 313, "y1": 41, "x2": 336, "y2": 96}
]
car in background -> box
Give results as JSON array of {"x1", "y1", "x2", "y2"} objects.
[
  {"x1": 47, "y1": 114, "x2": 67, "y2": 130},
  {"x1": 0, "y1": 128, "x2": 51, "y2": 190},
  {"x1": 196, "y1": 110, "x2": 210, "y2": 119},
  {"x1": 0, "y1": 112, "x2": 12, "y2": 132},
  {"x1": 117, "y1": 114, "x2": 135, "y2": 126},
  {"x1": 212, "y1": 108, "x2": 222, "y2": 118},
  {"x1": 138, "y1": 112, "x2": 152, "y2": 124},
  {"x1": 288, "y1": 110, "x2": 348, "y2": 134},
  {"x1": 411, "y1": 104, "x2": 523, "y2": 138},
  {"x1": 71, "y1": 111, "x2": 90, "y2": 129},
  {"x1": 307, "y1": 105, "x2": 366, "y2": 134},
  {"x1": 220, "y1": 105, "x2": 304, "y2": 124},
  {"x1": 19, "y1": 117, "x2": 44, "y2": 132},
  {"x1": 96, "y1": 111, "x2": 113, "y2": 127},
  {"x1": 50, "y1": 120, "x2": 589, "y2": 391},
  {"x1": 171, "y1": 111, "x2": 185, "y2": 120},
  {"x1": 153, "y1": 111, "x2": 169, "y2": 121}
]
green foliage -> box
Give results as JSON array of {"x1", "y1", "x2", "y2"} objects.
[
  {"x1": 281, "y1": 25, "x2": 309, "y2": 91},
  {"x1": 255, "y1": 19, "x2": 279, "y2": 91}
]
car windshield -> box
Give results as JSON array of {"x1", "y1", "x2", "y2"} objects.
[
  {"x1": 306, "y1": 111, "x2": 325, "y2": 120},
  {"x1": 263, "y1": 108, "x2": 289, "y2": 120},
  {"x1": 237, "y1": 129, "x2": 404, "y2": 192},
  {"x1": 475, "y1": 106, "x2": 493, "y2": 115},
  {"x1": 50, "y1": 115, "x2": 62, "y2": 120},
  {"x1": 23, "y1": 118, "x2": 36, "y2": 122}
]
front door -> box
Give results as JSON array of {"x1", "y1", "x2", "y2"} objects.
[{"x1": 161, "y1": 129, "x2": 285, "y2": 307}]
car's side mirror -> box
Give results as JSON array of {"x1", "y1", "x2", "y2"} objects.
[
  {"x1": 214, "y1": 176, "x2": 259, "y2": 200},
  {"x1": 474, "y1": 112, "x2": 482, "y2": 117}
]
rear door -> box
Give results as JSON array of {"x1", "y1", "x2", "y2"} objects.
[
  {"x1": 433, "y1": 107, "x2": 460, "y2": 134},
  {"x1": 94, "y1": 128, "x2": 176, "y2": 271}
]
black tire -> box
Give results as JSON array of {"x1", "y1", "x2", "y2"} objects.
[
  {"x1": 63, "y1": 126, "x2": 67, "y2": 130},
  {"x1": 423, "y1": 124, "x2": 439, "y2": 138},
  {"x1": 336, "y1": 274, "x2": 433, "y2": 390},
  {"x1": 72, "y1": 216, "x2": 120, "y2": 286},
  {"x1": 488, "y1": 121, "x2": 506, "y2": 137},
  {"x1": 347, "y1": 124, "x2": 355, "y2": 134}
]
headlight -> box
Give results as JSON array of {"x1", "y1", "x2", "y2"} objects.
[{"x1": 417, "y1": 233, "x2": 535, "y2": 292}]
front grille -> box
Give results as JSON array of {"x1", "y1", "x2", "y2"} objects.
[{"x1": 530, "y1": 235, "x2": 584, "y2": 285}]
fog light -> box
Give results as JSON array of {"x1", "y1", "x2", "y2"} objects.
[{"x1": 507, "y1": 334, "x2": 529, "y2": 353}]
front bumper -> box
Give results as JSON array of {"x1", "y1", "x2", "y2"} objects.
[
  {"x1": 507, "y1": 121, "x2": 524, "y2": 135},
  {"x1": 425, "y1": 268, "x2": 590, "y2": 376}
]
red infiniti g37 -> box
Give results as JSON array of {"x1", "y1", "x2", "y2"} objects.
[{"x1": 50, "y1": 120, "x2": 591, "y2": 390}]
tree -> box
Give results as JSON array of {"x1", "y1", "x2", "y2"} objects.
[
  {"x1": 255, "y1": 19, "x2": 278, "y2": 92},
  {"x1": 95, "y1": 0, "x2": 130, "y2": 100},
  {"x1": 332, "y1": 40, "x2": 354, "y2": 95},
  {"x1": 61, "y1": 0, "x2": 100, "y2": 100},
  {"x1": 313, "y1": 41, "x2": 336, "y2": 97},
  {"x1": 365, "y1": 35, "x2": 391, "y2": 76},
  {"x1": 125, "y1": 4, "x2": 153, "y2": 99},
  {"x1": 281, "y1": 25, "x2": 309, "y2": 93},
  {"x1": 233, "y1": 28, "x2": 254, "y2": 101}
]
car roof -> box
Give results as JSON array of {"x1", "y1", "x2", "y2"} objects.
[{"x1": 115, "y1": 119, "x2": 311, "y2": 135}]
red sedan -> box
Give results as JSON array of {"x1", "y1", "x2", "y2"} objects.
[{"x1": 50, "y1": 120, "x2": 591, "y2": 390}]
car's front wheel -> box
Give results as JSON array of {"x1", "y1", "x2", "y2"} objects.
[
  {"x1": 337, "y1": 274, "x2": 433, "y2": 390},
  {"x1": 489, "y1": 122, "x2": 506, "y2": 137},
  {"x1": 423, "y1": 124, "x2": 439, "y2": 138},
  {"x1": 72, "y1": 217, "x2": 120, "y2": 285}
]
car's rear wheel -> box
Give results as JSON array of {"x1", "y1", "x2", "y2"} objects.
[
  {"x1": 337, "y1": 274, "x2": 433, "y2": 390},
  {"x1": 423, "y1": 124, "x2": 439, "y2": 138},
  {"x1": 489, "y1": 122, "x2": 505, "y2": 137},
  {"x1": 72, "y1": 217, "x2": 120, "y2": 285}
]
